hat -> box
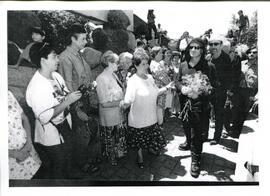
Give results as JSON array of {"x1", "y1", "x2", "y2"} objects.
[
  {"x1": 189, "y1": 38, "x2": 205, "y2": 48},
  {"x1": 208, "y1": 34, "x2": 225, "y2": 43},
  {"x1": 30, "y1": 26, "x2": 45, "y2": 36}
]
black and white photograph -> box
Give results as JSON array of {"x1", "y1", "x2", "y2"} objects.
[{"x1": 1, "y1": 0, "x2": 269, "y2": 195}]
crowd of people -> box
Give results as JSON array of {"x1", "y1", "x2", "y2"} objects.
[{"x1": 8, "y1": 9, "x2": 258, "y2": 180}]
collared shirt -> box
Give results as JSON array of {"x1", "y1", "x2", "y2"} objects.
[
  {"x1": 58, "y1": 46, "x2": 93, "y2": 92},
  {"x1": 26, "y1": 71, "x2": 71, "y2": 146}
]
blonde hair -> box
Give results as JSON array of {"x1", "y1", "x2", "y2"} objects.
[
  {"x1": 119, "y1": 52, "x2": 133, "y2": 63},
  {"x1": 101, "y1": 50, "x2": 119, "y2": 68}
]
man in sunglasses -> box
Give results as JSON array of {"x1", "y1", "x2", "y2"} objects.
[
  {"x1": 230, "y1": 46, "x2": 258, "y2": 138},
  {"x1": 208, "y1": 34, "x2": 233, "y2": 145}
]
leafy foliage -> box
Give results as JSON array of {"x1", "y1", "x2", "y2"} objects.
[
  {"x1": 34, "y1": 10, "x2": 88, "y2": 53},
  {"x1": 8, "y1": 11, "x2": 41, "y2": 48}
]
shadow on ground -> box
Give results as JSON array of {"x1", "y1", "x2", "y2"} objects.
[
  {"x1": 219, "y1": 138, "x2": 239, "y2": 153},
  {"x1": 241, "y1": 125, "x2": 255, "y2": 134},
  {"x1": 201, "y1": 152, "x2": 236, "y2": 182}
]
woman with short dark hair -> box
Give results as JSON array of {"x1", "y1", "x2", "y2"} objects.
[{"x1": 26, "y1": 42, "x2": 82, "y2": 179}]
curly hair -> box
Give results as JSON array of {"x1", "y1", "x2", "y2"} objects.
[
  {"x1": 133, "y1": 48, "x2": 149, "y2": 67},
  {"x1": 100, "y1": 50, "x2": 119, "y2": 68},
  {"x1": 107, "y1": 10, "x2": 130, "y2": 30}
]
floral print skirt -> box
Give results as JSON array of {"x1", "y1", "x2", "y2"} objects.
[
  {"x1": 127, "y1": 123, "x2": 166, "y2": 152},
  {"x1": 100, "y1": 123, "x2": 127, "y2": 163}
]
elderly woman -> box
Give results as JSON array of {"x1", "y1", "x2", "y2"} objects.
[
  {"x1": 120, "y1": 48, "x2": 174, "y2": 168},
  {"x1": 96, "y1": 51, "x2": 127, "y2": 166},
  {"x1": 149, "y1": 46, "x2": 171, "y2": 127},
  {"x1": 176, "y1": 38, "x2": 215, "y2": 178},
  {"x1": 8, "y1": 90, "x2": 41, "y2": 179},
  {"x1": 26, "y1": 42, "x2": 82, "y2": 179},
  {"x1": 117, "y1": 52, "x2": 133, "y2": 90}
]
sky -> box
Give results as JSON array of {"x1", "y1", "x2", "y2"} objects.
[{"x1": 133, "y1": 2, "x2": 257, "y2": 39}]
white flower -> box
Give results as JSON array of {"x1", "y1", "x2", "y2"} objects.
[{"x1": 181, "y1": 86, "x2": 192, "y2": 95}]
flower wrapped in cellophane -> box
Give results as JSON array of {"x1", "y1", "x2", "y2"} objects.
[
  {"x1": 180, "y1": 71, "x2": 212, "y2": 99},
  {"x1": 179, "y1": 71, "x2": 212, "y2": 121}
]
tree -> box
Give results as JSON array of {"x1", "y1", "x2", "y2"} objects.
[
  {"x1": 34, "y1": 10, "x2": 88, "y2": 53},
  {"x1": 241, "y1": 11, "x2": 257, "y2": 47},
  {"x1": 8, "y1": 11, "x2": 41, "y2": 48}
]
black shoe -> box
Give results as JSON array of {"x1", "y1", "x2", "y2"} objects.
[
  {"x1": 190, "y1": 154, "x2": 201, "y2": 178},
  {"x1": 178, "y1": 142, "x2": 191, "y2": 151}
]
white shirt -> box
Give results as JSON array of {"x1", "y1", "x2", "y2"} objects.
[
  {"x1": 26, "y1": 71, "x2": 71, "y2": 146},
  {"x1": 124, "y1": 74, "x2": 158, "y2": 128},
  {"x1": 179, "y1": 38, "x2": 192, "y2": 51}
]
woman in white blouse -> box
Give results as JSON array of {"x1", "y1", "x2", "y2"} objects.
[
  {"x1": 120, "y1": 48, "x2": 174, "y2": 168},
  {"x1": 96, "y1": 51, "x2": 127, "y2": 166},
  {"x1": 26, "y1": 42, "x2": 82, "y2": 179}
]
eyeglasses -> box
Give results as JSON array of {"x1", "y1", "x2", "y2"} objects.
[
  {"x1": 250, "y1": 51, "x2": 257, "y2": 54},
  {"x1": 209, "y1": 42, "x2": 220, "y2": 46},
  {"x1": 189, "y1": 46, "x2": 201, "y2": 50}
]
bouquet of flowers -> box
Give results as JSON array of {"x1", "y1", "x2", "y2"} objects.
[
  {"x1": 179, "y1": 71, "x2": 212, "y2": 121},
  {"x1": 235, "y1": 44, "x2": 249, "y2": 58},
  {"x1": 180, "y1": 71, "x2": 212, "y2": 99}
]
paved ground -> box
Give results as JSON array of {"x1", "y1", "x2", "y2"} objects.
[
  {"x1": 10, "y1": 113, "x2": 258, "y2": 186},
  {"x1": 82, "y1": 113, "x2": 258, "y2": 183}
]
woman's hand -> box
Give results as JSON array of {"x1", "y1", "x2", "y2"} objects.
[
  {"x1": 166, "y1": 81, "x2": 175, "y2": 90},
  {"x1": 119, "y1": 100, "x2": 130, "y2": 109},
  {"x1": 22, "y1": 139, "x2": 32, "y2": 153},
  {"x1": 65, "y1": 91, "x2": 82, "y2": 105}
]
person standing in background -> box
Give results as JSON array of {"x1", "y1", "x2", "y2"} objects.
[
  {"x1": 147, "y1": 9, "x2": 158, "y2": 41},
  {"x1": 15, "y1": 26, "x2": 46, "y2": 68}
]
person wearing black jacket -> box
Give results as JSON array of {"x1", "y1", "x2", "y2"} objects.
[
  {"x1": 176, "y1": 38, "x2": 215, "y2": 178},
  {"x1": 208, "y1": 35, "x2": 233, "y2": 145}
]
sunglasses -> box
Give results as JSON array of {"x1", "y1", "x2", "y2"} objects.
[
  {"x1": 209, "y1": 42, "x2": 220, "y2": 46},
  {"x1": 250, "y1": 51, "x2": 258, "y2": 54},
  {"x1": 189, "y1": 46, "x2": 201, "y2": 50}
]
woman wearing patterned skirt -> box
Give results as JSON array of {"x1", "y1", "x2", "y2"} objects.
[
  {"x1": 96, "y1": 51, "x2": 127, "y2": 166},
  {"x1": 120, "y1": 48, "x2": 174, "y2": 168}
]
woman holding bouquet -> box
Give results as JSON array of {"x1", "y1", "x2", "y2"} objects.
[
  {"x1": 120, "y1": 48, "x2": 174, "y2": 168},
  {"x1": 176, "y1": 38, "x2": 215, "y2": 178}
]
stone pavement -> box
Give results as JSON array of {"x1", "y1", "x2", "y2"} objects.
[
  {"x1": 82, "y1": 114, "x2": 258, "y2": 182},
  {"x1": 10, "y1": 113, "x2": 258, "y2": 186}
]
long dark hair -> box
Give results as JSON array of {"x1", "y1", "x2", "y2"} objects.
[{"x1": 184, "y1": 38, "x2": 207, "y2": 64}]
